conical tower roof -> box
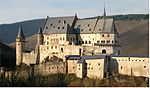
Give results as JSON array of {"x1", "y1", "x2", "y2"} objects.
[
  {"x1": 103, "y1": 5, "x2": 106, "y2": 18},
  {"x1": 17, "y1": 26, "x2": 25, "y2": 39},
  {"x1": 38, "y1": 27, "x2": 43, "y2": 34}
]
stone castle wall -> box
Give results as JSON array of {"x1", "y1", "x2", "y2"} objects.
[
  {"x1": 34, "y1": 62, "x2": 65, "y2": 75},
  {"x1": 110, "y1": 56, "x2": 149, "y2": 77}
]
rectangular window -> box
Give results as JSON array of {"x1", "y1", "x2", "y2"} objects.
[
  {"x1": 55, "y1": 46, "x2": 57, "y2": 49},
  {"x1": 51, "y1": 46, "x2": 53, "y2": 49}
]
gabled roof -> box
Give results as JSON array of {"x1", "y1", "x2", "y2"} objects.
[
  {"x1": 74, "y1": 19, "x2": 97, "y2": 34},
  {"x1": 42, "y1": 16, "x2": 76, "y2": 34},
  {"x1": 74, "y1": 18, "x2": 115, "y2": 34},
  {"x1": 17, "y1": 26, "x2": 25, "y2": 39}
]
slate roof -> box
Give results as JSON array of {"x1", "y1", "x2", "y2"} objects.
[
  {"x1": 17, "y1": 26, "x2": 25, "y2": 39},
  {"x1": 111, "y1": 55, "x2": 149, "y2": 58},
  {"x1": 94, "y1": 43, "x2": 121, "y2": 46},
  {"x1": 42, "y1": 15, "x2": 116, "y2": 34},
  {"x1": 74, "y1": 19, "x2": 97, "y2": 34},
  {"x1": 38, "y1": 27, "x2": 43, "y2": 34},
  {"x1": 43, "y1": 16, "x2": 76, "y2": 34},
  {"x1": 66, "y1": 55, "x2": 106, "y2": 60},
  {"x1": 77, "y1": 59, "x2": 85, "y2": 63},
  {"x1": 74, "y1": 18, "x2": 115, "y2": 34}
]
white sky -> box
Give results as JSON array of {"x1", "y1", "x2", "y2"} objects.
[{"x1": 0, "y1": 0, "x2": 149, "y2": 24}]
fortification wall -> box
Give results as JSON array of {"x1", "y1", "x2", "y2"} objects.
[
  {"x1": 67, "y1": 60, "x2": 78, "y2": 74},
  {"x1": 85, "y1": 59, "x2": 105, "y2": 79},
  {"x1": 23, "y1": 52, "x2": 36, "y2": 65},
  {"x1": 110, "y1": 56, "x2": 149, "y2": 77},
  {"x1": 34, "y1": 62, "x2": 65, "y2": 75}
]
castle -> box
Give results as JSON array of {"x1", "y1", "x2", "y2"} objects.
[{"x1": 15, "y1": 8, "x2": 149, "y2": 79}]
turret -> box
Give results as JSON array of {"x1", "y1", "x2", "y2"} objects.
[
  {"x1": 16, "y1": 26, "x2": 25, "y2": 65},
  {"x1": 103, "y1": 6, "x2": 106, "y2": 19},
  {"x1": 37, "y1": 27, "x2": 43, "y2": 45}
]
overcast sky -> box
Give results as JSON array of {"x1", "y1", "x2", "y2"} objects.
[{"x1": 0, "y1": 0, "x2": 149, "y2": 24}]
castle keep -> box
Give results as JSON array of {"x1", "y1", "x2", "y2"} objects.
[{"x1": 16, "y1": 9, "x2": 149, "y2": 78}]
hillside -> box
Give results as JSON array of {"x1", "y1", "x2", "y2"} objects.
[
  {"x1": 118, "y1": 20, "x2": 149, "y2": 55},
  {"x1": 0, "y1": 42, "x2": 16, "y2": 67},
  {"x1": 0, "y1": 19, "x2": 45, "y2": 43}
]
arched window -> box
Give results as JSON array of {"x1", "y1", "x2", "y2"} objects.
[{"x1": 102, "y1": 49, "x2": 106, "y2": 53}]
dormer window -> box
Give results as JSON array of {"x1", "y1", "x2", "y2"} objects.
[
  {"x1": 64, "y1": 20, "x2": 66, "y2": 24},
  {"x1": 78, "y1": 25, "x2": 81, "y2": 27}
]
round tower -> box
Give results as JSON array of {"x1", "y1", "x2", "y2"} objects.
[
  {"x1": 37, "y1": 27, "x2": 43, "y2": 45},
  {"x1": 16, "y1": 26, "x2": 25, "y2": 65}
]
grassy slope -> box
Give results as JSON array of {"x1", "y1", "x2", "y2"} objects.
[{"x1": 118, "y1": 20, "x2": 149, "y2": 55}]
